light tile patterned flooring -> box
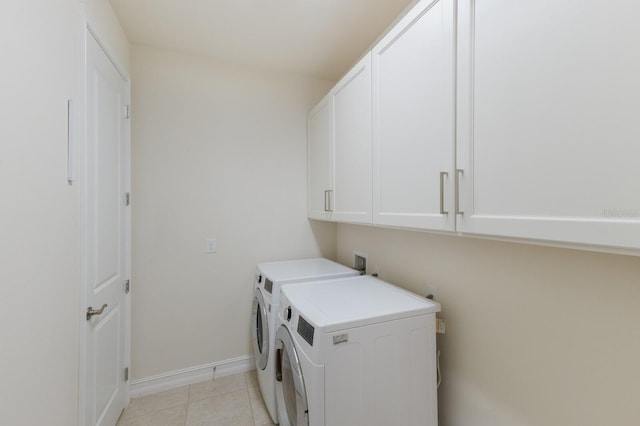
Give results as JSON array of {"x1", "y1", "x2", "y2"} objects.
[{"x1": 117, "y1": 370, "x2": 276, "y2": 426}]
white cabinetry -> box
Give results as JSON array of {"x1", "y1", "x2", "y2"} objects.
[
  {"x1": 308, "y1": 94, "x2": 333, "y2": 220},
  {"x1": 372, "y1": 0, "x2": 456, "y2": 231},
  {"x1": 456, "y1": 0, "x2": 640, "y2": 250},
  {"x1": 308, "y1": 53, "x2": 372, "y2": 224},
  {"x1": 309, "y1": 0, "x2": 640, "y2": 253}
]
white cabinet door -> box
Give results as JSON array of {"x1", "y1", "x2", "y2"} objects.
[
  {"x1": 308, "y1": 93, "x2": 333, "y2": 220},
  {"x1": 372, "y1": 0, "x2": 456, "y2": 231},
  {"x1": 457, "y1": 0, "x2": 640, "y2": 250},
  {"x1": 308, "y1": 54, "x2": 372, "y2": 223},
  {"x1": 332, "y1": 53, "x2": 372, "y2": 224}
]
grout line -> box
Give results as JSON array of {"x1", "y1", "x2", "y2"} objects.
[
  {"x1": 243, "y1": 371, "x2": 259, "y2": 426},
  {"x1": 183, "y1": 383, "x2": 190, "y2": 426},
  {"x1": 246, "y1": 386, "x2": 258, "y2": 426}
]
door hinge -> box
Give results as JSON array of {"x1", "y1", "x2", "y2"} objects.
[
  {"x1": 125, "y1": 192, "x2": 130, "y2": 206},
  {"x1": 125, "y1": 280, "x2": 130, "y2": 294},
  {"x1": 124, "y1": 367, "x2": 129, "y2": 382},
  {"x1": 124, "y1": 105, "x2": 131, "y2": 119}
]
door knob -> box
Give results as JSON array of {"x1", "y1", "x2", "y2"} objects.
[{"x1": 86, "y1": 304, "x2": 108, "y2": 320}]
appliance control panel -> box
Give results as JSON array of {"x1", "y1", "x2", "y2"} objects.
[{"x1": 297, "y1": 315, "x2": 315, "y2": 346}]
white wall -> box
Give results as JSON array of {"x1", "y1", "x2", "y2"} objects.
[
  {"x1": 0, "y1": 1, "x2": 128, "y2": 425},
  {"x1": 85, "y1": 0, "x2": 130, "y2": 72},
  {"x1": 0, "y1": 2, "x2": 80, "y2": 424},
  {"x1": 337, "y1": 224, "x2": 640, "y2": 426},
  {"x1": 130, "y1": 45, "x2": 336, "y2": 379}
]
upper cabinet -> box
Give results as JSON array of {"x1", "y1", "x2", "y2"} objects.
[
  {"x1": 456, "y1": 0, "x2": 640, "y2": 250},
  {"x1": 308, "y1": 0, "x2": 640, "y2": 253},
  {"x1": 308, "y1": 93, "x2": 333, "y2": 220},
  {"x1": 308, "y1": 53, "x2": 372, "y2": 224},
  {"x1": 372, "y1": 0, "x2": 455, "y2": 231}
]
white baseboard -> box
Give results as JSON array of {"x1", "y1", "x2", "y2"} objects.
[{"x1": 130, "y1": 355, "x2": 255, "y2": 398}]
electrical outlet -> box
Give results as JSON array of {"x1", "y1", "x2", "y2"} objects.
[{"x1": 205, "y1": 238, "x2": 217, "y2": 253}]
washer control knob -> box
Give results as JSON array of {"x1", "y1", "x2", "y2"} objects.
[
  {"x1": 286, "y1": 306, "x2": 292, "y2": 321},
  {"x1": 257, "y1": 274, "x2": 262, "y2": 284}
]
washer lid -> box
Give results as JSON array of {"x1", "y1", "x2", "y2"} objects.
[
  {"x1": 257, "y1": 258, "x2": 358, "y2": 284},
  {"x1": 282, "y1": 275, "x2": 441, "y2": 333}
]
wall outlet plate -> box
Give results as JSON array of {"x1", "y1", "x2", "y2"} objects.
[{"x1": 205, "y1": 238, "x2": 217, "y2": 253}]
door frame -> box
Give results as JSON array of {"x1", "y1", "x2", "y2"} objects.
[{"x1": 77, "y1": 11, "x2": 132, "y2": 425}]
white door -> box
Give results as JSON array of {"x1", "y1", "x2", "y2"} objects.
[
  {"x1": 85, "y1": 31, "x2": 130, "y2": 426},
  {"x1": 332, "y1": 53, "x2": 372, "y2": 224},
  {"x1": 372, "y1": 0, "x2": 456, "y2": 231}
]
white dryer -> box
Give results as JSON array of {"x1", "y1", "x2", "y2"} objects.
[
  {"x1": 251, "y1": 258, "x2": 358, "y2": 424},
  {"x1": 274, "y1": 275, "x2": 441, "y2": 426}
]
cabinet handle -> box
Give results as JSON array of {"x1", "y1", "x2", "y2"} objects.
[
  {"x1": 324, "y1": 190, "x2": 333, "y2": 212},
  {"x1": 455, "y1": 169, "x2": 464, "y2": 215},
  {"x1": 440, "y1": 172, "x2": 448, "y2": 215}
]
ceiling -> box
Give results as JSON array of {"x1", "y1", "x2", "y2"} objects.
[{"x1": 108, "y1": 0, "x2": 415, "y2": 81}]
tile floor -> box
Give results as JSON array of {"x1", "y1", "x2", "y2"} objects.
[{"x1": 117, "y1": 370, "x2": 276, "y2": 426}]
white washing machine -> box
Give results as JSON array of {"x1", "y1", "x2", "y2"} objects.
[
  {"x1": 274, "y1": 275, "x2": 441, "y2": 426},
  {"x1": 251, "y1": 258, "x2": 359, "y2": 424}
]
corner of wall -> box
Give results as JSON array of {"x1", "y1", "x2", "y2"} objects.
[
  {"x1": 85, "y1": 0, "x2": 131, "y2": 73},
  {"x1": 309, "y1": 220, "x2": 338, "y2": 260}
]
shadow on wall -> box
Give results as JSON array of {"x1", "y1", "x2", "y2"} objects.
[{"x1": 309, "y1": 219, "x2": 338, "y2": 260}]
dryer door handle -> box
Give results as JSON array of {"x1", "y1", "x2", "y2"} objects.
[{"x1": 275, "y1": 348, "x2": 282, "y2": 382}]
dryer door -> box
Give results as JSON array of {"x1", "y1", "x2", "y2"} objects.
[
  {"x1": 251, "y1": 289, "x2": 270, "y2": 370},
  {"x1": 275, "y1": 325, "x2": 309, "y2": 426}
]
